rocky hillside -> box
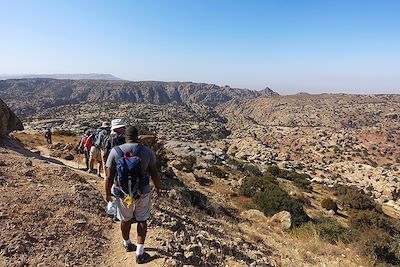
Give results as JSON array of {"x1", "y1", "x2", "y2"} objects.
[
  {"x1": 218, "y1": 93, "x2": 400, "y2": 128},
  {"x1": 0, "y1": 98, "x2": 23, "y2": 136},
  {"x1": 0, "y1": 79, "x2": 278, "y2": 117}
]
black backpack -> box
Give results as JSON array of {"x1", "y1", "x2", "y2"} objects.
[{"x1": 103, "y1": 134, "x2": 125, "y2": 160}]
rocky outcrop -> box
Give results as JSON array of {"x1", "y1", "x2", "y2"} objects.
[{"x1": 0, "y1": 98, "x2": 23, "y2": 136}]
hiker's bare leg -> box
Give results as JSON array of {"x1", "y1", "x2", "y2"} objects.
[
  {"x1": 89, "y1": 156, "x2": 94, "y2": 170},
  {"x1": 98, "y1": 160, "x2": 103, "y2": 176},
  {"x1": 137, "y1": 221, "x2": 147, "y2": 244},
  {"x1": 121, "y1": 220, "x2": 132, "y2": 241}
]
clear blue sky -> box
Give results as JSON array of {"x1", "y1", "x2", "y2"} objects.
[{"x1": 0, "y1": 0, "x2": 399, "y2": 94}]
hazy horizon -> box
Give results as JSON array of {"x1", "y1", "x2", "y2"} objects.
[{"x1": 1, "y1": 0, "x2": 399, "y2": 94}]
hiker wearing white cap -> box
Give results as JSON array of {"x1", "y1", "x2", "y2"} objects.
[{"x1": 103, "y1": 119, "x2": 127, "y2": 164}]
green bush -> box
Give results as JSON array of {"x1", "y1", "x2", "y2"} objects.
[
  {"x1": 181, "y1": 156, "x2": 196, "y2": 172},
  {"x1": 266, "y1": 165, "x2": 280, "y2": 176},
  {"x1": 206, "y1": 165, "x2": 227, "y2": 178},
  {"x1": 240, "y1": 174, "x2": 277, "y2": 197},
  {"x1": 253, "y1": 186, "x2": 309, "y2": 226},
  {"x1": 321, "y1": 198, "x2": 338, "y2": 213},
  {"x1": 287, "y1": 172, "x2": 311, "y2": 190},
  {"x1": 243, "y1": 164, "x2": 262, "y2": 176},
  {"x1": 226, "y1": 158, "x2": 243, "y2": 169},
  {"x1": 240, "y1": 171, "x2": 308, "y2": 226}
]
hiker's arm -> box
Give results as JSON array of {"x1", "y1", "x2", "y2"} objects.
[
  {"x1": 148, "y1": 162, "x2": 161, "y2": 197},
  {"x1": 138, "y1": 135, "x2": 156, "y2": 143},
  {"x1": 105, "y1": 167, "x2": 115, "y2": 202}
]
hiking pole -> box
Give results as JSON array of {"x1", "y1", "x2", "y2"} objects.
[{"x1": 77, "y1": 151, "x2": 80, "y2": 170}]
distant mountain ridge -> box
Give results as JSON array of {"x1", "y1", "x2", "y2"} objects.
[
  {"x1": 0, "y1": 73, "x2": 121, "y2": 80},
  {"x1": 0, "y1": 78, "x2": 279, "y2": 117}
]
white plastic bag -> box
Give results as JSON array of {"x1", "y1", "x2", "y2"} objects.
[{"x1": 106, "y1": 200, "x2": 117, "y2": 216}]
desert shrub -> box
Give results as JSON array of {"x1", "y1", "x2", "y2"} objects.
[
  {"x1": 181, "y1": 156, "x2": 196, "y2": 172},
  {"x1": 206, "y1": 165, "x2": 227, "y2": 178},
  {"x1": 287, "y1": 172, "x2": 312, "y2": 190},
  {"x1": 321, "y1": 198, "x2": 338, "y2": 213},
  {"x1": 294, "y1": 219, "x2": 354, "y2": 244},
  {"x1": 332, "y1": 185, "x2": 376, "y2": 210},
  {"x1": 253, "y1": 186, "x2": 309, "y2": 226},
  {"x1": 296, "y1": 193, "x2": 311, "y2": 206},
  {"x1": 277, "y1": 168, "x2": 289, "y2": 178},
  {"x1": 240, "y1": 174, "x2": 277, "y2": 197},
  {"x1": 354, "y1": 228, "x2": 400, "y2": 265},
  {"x1": 349, "y1": 210, "x2": 399, "y2": 235},
  {"x1": 266, "y1": 165, "x2": 280, "y2": 176},
  {"x1": 332, "y1": 184, "x2": 354, "y2": 196},
  {"x1": 243, "y1": 164, "x2": 262, "y2": 177},
  {"x1": 226, "y1": 158, "x2": 243, "y2": 169},
  {"x1": 341, "y1": 189, "x2": 376, "y2": 210}
]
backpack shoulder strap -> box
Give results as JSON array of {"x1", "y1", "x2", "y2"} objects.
[
  {"x1": 114, "y1": 146, "x2": 124, "y2": 157},
  {"x1": 132, "y1": 144, "x2": 143, "y2": 156}
]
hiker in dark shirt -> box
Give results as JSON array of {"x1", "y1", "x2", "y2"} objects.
[{"x1": 45, "y1": 128, "x2": 52, "y2": 144}]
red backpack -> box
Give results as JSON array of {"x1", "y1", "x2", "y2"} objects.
[{"x1": 83, "y1": 135, "x2": 94, "y2": 151}]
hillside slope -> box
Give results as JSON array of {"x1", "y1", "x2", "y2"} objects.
[{"x1": 0, "y1": 79, "x2": 278, "y2": 117}]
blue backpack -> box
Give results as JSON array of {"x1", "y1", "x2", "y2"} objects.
[{"x1": 111, "y1": 144, "x2": 143, "y2": 199}]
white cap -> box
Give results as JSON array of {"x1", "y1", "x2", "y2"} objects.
[{"x1": 110, "y1": 119, "x2": 126, "y2": 131}]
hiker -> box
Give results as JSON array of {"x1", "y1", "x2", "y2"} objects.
[
  {"x1": 44, "y1": 128, "x2": 52, "y2": 144},
  {"x1": 97, "y1": 121, "x2": 111, "y2": 175},
  {"x1": 89, "y1": 129, "x2": 104, "y2": 177},
  {"x1": 89, "y1": 122, "x2": 110, "y2": 177},
  {"x1": 105, "y1": 126, "x2": 161, "y2": 264},
  {"x1": 103, "y1": 119, "x2": 127, "y2": 163},
  {"x1": 77, "y1": 130, "x2": 94, "y2": 171}
]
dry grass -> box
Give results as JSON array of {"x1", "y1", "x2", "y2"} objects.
[{"x1": 13, "y1": 132, "x2": 80, "y2": 149}]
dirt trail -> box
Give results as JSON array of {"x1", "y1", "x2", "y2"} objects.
[{"x1": 35, "y1": 145, "x2": 168, "y2": 267}]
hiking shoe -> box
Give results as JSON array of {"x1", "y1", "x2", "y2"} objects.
[
  {"x1": 124, "y1": 243, "x2": 136, "y2": 252},
  {"x1": 87, "y1": 169, "x2": 92, "y2": 173},
  {"x1": 136, "y1": 253, "x2": 149, "y2": 264}
]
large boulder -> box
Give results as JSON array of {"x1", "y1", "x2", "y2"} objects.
[
  {"x1": 240, "y1": 209, "x2": 269, "y2": 223},
  {"x1": 0, "y1": 98, "x2": 23, "y2": 137},
  {"x1": 269, "y1": 211, "x2": 292, "y2": 230}
]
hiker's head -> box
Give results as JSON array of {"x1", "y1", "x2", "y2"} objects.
[
  {"x1": 85, "y1": 130, "x2": 91, "y2": 136},
  {"x1": 100, "y1": 121, "x2": 109, "y2": 129},
  {"x1": 110, "y1": 119, "x2": 126, "y2": 134},
  {"x1": 125, "y1": 126, "x2": 138, "y2": 142}
]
